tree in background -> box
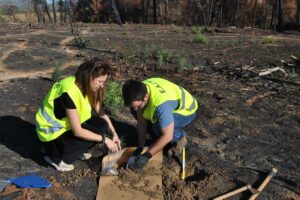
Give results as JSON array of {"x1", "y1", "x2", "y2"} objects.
[
  {"x1": 27, "y1": 0, "x2": 298, "y2": 31},
  {"x1": 32, "y1": 0, "x2": 43, "y2": 23},
  {"x1": 276, "y1": 0, "x2": 283, "y2": 31},
  {"x1": 298, "y1": 0, "x2": 300, "y2": 30},
  {"x1": 32, "y1": 0, "x2": 52, "y2": 23},
  {"x1": 52, "y1": 0, "x2": 57, "y2": 23},
  {"x1": 43, "y1": 0, "x2": 52, "y2": 23}
]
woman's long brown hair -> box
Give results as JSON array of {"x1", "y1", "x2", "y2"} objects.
[{"x1": 75, "y1": 58, "x2": 111, "y2": 112}]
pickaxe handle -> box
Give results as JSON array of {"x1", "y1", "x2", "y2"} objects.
[
  {"x1": 213, "y1": 185, "x2": 252, "y2": 200},
  {"x1": 249, "y1": 167, "x2": 278, "y2": 200}
]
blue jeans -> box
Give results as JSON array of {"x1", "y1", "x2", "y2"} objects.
[{"x1": 152, "y1": 113, "x2": 196, "y2": 142}]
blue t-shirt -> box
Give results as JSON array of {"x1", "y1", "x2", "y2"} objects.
[{"x1": 155, "y1": 100, "x2": 179, "y2": 128}]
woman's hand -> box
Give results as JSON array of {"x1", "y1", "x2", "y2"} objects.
[
  {"x1": 112, "y1": 133, "x2": 122, "y2": 151},
  {"x1": 104, "y1": 137, "x2": 119, "y2": 152}
]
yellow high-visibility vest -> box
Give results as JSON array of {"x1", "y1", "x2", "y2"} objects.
[
  {"x1": 143, "y1": 78, "x2": 198, "y2": 124},
  {"x1": 35, "y1": 76, "x2": 92, "y2": 142}
]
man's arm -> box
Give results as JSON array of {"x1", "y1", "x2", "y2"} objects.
[
  {"x1": 136, "y1": 109, "x2": 148, "y2": 147},
  {"x1": 147, "y1": 122, "x2": 174, "y2": 156},
  {"x1": 146, "y1": 101, "x2": 178, "y2": 156}
]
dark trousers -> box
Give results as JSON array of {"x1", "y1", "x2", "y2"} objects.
[{"x1": 43, "y1": 115, "x2": 109, "y2": 164}]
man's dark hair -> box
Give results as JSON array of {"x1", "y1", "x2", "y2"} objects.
[{"x1": 122, "y1": 80, "x2": 147, "y2": 106}]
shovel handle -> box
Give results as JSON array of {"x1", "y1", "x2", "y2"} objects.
[
  {"x1": 213, "y1": 185, "x2": 251, "y2": 200},
  {"x1": 249, "y1": 168, "x2": 277, "y2": 200}
]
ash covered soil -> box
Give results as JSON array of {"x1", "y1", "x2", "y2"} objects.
[{"x1": 0, "y1": 22, "x2": 299, "y2": 200}]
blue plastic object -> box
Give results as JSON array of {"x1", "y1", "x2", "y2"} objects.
[{"x1": 8, "y1": 175, "x2": 52, "y2": 188}]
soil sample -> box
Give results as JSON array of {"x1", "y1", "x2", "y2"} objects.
[{"x1": 97, "y1": 147, "x2": 163, "y2": 200}]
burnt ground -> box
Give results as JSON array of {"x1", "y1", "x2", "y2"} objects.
[{"x1": 0, "y1": 22, "x2": 299, "y2": 200}]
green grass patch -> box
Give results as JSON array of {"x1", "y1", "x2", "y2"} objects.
[
  {"x1": 261, "y1": 36, "x2": 277, "y2": 44},
  {"x1": 191, "y1": 26, "x2": 204, "y2": 34},
  {"x1": 171, "y1": 24, "x2": 184, "y2": 33},
  {"x1": 157, "y1": 48, "x2": 172, "y2": 66},
  {"x1": 175, "y1": 56, "x2": 190, "y2": 72},
  {"x1": 52, "y1": 61, "x2": 63, "y2": 82},
  {"x1": 143, "y1": 44, "x2": 173, "y2": 66},
  {"x1": 192, "y1": 33, "x2": 208, "y2": 44},
  {"x1": 150, "y1": 29, "x2": 160, "y2": 35}
]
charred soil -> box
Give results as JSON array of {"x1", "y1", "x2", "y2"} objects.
[{"x1": 0, "y1": 22, "x2": 299, "y2": 200}]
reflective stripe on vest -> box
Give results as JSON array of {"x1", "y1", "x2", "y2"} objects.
[
  {"x1": 37, "y1": 104, "x2": 64, "y2": 134},
  {"x1": 178, "y1": 86, "x2": 197, "y2": 111}
]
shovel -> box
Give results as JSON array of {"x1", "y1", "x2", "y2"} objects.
[{"x1": 101, "y1": 150, "x2": 121, "y2": 176}]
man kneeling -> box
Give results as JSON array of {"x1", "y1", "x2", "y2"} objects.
[{"x1": 122, "y1": 78, "x2": 198, "y2": 171}]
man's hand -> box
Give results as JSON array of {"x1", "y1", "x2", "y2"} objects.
[
  {"x1": 126, "y1": 147, "x2": 144, "y2": 168},
  {"x1": 127, "y1": 152, "x2": 152, "y2": 171}
]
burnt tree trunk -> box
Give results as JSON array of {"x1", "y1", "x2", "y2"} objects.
[
  {"x1": 165, "y1": 0, "x2": 168, "y2": 24},
  {"x1": 269, "y1": 2, "x2": 275, "y2": 28},
  {"x1": 298, "y1": 0, "x2": 300, "y2": 31},
  {"x1": 52, "y1": 0, "x2": 57, "y2": 23},
  {"x1": 63, "y1": 0, "x2": 67, "y2": 23},
  {"x1": 153, "y1": 0, "x2": 157, "y2": 24},
  {"x1": 252, "y1": 0, "x2": 258, "y2": 29},
  {"x1": 195, "y1": 0, "x2": 207, "y2": 27},
  {"x1": 235, "y1": 0, "x2": 241, "y2": 27},
  {"x1": 95, "y1": 0, "x2": 99, "y2": 22},
  {"x1": 208, "y1": 0, "x2": 214, "y2": 26},
  {"x1": 43, "y1": 0, "x2": 53, "y2": 23},
  {"x1": 142, "y1": 0, "x2": 145, "y2": 23},
  {"x1": 264, "y1": 0, "x2": 269, "y2": 29},
  {"x1": 59, "y1": 0, "x2": 63, "y2": 24},
  {"x1": 242, "y1": 0, "x2": 248, "y2": 28},
  {"x1": 217, "y1": 0, "x2": 224, "y2": 27},
  {"x1": 209, "y1": 0, "x2": 217, "y2": 26},
  {"x1": 276, "y1": 0, "x2": 283, "y2": 31},
  {"x1": 111, "y1": 0, "x2": 122, "y2": 25},
  {"x1": 146, "y1": 0, "x2": 150, "y2": 23},
  {"x1": 33, "y1": 0, "x2": 42, "y2": 23}
]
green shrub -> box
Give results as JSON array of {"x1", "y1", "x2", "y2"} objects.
[
  {"x1": 172, "y1": 24, "x2": 183, "y2": 33},
  {"x1": 157, "y1": 48, "x2": 172, "y2": 65},
  {"x1": 192, "y1": 33, "x2": 208, "y2": 44},
  {"x1": 144, "y1": 44, "x2": 156, "y2": 59},
  {"x1": 175, "y1": 57, "x2": 190, "y2": 72},
  {"x1": 52, "y1": 61, "x2": 63, "y2": 82},
  {"x1": 262, "y1": 36, "x2": 277, "y2": 44},
  {"x1": 191, "y1": 26, "x2": 204, "y2": 34},
  {"x1": 143, "y1": 44, "x2": 172, "y2": 66},
  {"x1": 104, "y1": 81, "x2": 123, "y2": 114},
  {"x1": 151, "y1": 29, "x2": 160, "y2": 35}
]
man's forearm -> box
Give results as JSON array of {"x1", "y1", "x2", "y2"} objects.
[
  {"x1": 136, "y1": 109, "x2": 148, "y2": 147},
  {"x1": 148, "y1": 122, "x2": 174, "y2": 156},
  {"x1": 137, "y1": 119, "x2": 147, "y2": 147},
  {"x1": 148, "y1": 134, "x2": 171, "y2": 156}
]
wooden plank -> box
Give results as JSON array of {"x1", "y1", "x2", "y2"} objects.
[{"x1": 97, "y1": 147, "x2": 163, "y2": 200}]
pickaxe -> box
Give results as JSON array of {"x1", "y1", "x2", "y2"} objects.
[
  {"x1": 213, "y1": 184, "x2": 259, "y2": 200},
  {"x1": 213, "y1": 168, "x2": 278, "y2": 200}
]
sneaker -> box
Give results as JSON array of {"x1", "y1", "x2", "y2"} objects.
[
  {"x1": 43, "y1": 156, "x2": 74, "y2": 172},
  {"x1": 80, "y1": 153, "x2": 92, "y2": 161}
]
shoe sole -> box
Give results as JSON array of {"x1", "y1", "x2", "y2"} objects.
[{"x1": 43, "y1": 156, "x2": 74, "y2": 172}]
